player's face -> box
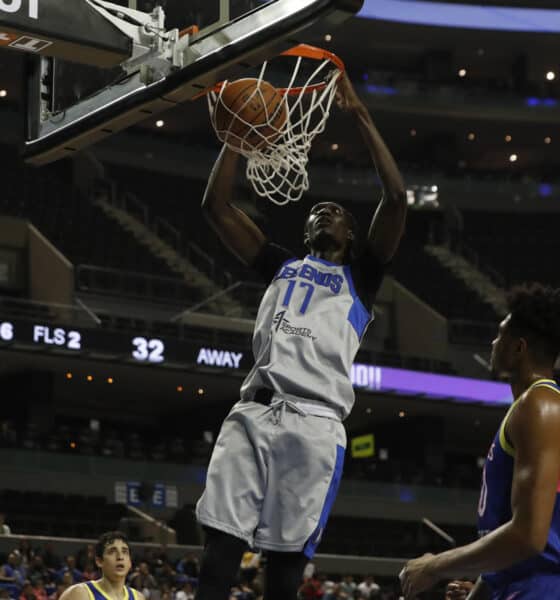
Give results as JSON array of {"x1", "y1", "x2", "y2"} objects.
[
  {"x1": 490, "y1": 314, "x2": 519, "y2": 378},
  {"x1": 95, "y1": 539, "x2": 131, "y2": 580},
  {"x1": 305, "y1": 202, "x2": 352, "y2": 252}
]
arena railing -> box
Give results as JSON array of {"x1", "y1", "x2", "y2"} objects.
[{"x1": 0, "y1": 534, "x2": 405, "y2": 577}]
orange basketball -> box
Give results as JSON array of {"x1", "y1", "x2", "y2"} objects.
[{"x1": 213, "y1": 78, "x2": 287, "y2": 151}]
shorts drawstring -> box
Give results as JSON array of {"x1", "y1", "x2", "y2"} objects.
[{"x1": 265, "y1": 398, "x2": 308, "y2": 425}]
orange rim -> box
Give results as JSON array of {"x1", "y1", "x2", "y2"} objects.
[{"x1": 204, "y1": 44, "x2": 345, "y2": 98}]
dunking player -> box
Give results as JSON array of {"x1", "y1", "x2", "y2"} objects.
[
  {"x1": 60, "y1": 532, "x2": 144, "y2": 600},
  {"x1": 195, "y1": 73, "x2": 407, "y2": 599},
  {"x1": 401, "y1": 283, "x2": 560, "y2": 599}
]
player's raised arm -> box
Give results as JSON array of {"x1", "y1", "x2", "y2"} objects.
[
  {"x1": 201, "y1": 145, "x2": 267, "y2": 265},
  {"x1": 336, "y1": 73, "x2": 407, "y2": 265}
]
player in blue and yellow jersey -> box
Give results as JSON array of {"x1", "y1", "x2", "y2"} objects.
[
  {"x1": 60, "y1": 532, "x2": 145, "y2": 600},
  {"x1": 401, "y1": 283, "x2": 560, "y2": 599}
]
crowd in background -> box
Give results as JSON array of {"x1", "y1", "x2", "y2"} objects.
[{"x1": 0, "y1": 540, "x2": 407, "y2": 600}]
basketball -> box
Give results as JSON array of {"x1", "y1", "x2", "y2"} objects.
[{"x1": 213, "y1": 78, "x2": 287, "y2": 151}]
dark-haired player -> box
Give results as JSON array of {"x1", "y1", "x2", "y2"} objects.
[
  {"x1": 196, "y1": 74, "x2": 407, "y2": 599},
  {"x1": 60, "y1": 532, "x2": 145, "y2": 600},
  {"x1": 401, "y1": 283, "x2": 560, "y2": 599}
]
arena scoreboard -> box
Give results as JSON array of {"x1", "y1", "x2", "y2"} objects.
[{"x1": 0, "y1": 318, "x2": 250, "y2": 370}]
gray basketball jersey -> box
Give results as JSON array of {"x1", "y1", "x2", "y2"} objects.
[{"x1": 241, "y1": 250, "x2": 381, "y2": 420}]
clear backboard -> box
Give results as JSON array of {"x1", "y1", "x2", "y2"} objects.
[{"x1": 9, "y1": 0, "x2": 363, "y2": 166}]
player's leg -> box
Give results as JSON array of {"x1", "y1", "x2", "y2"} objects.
[
  {"x1": 254, "y1": 408, "x2": 346, "y2": 564},
  {"x1": 264, "y1": 551, "x2": 308, "y2": 600},
  {"x1": 196, "y1": 527, "x2": 246, "y2": 600}
]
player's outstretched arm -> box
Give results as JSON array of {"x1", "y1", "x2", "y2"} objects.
[
  {"x1": 201, "y1": 145, "x2": 266, "y2": 265},
  {"x1": 58, "y1": 584, "x2": 90, "y2": 600},
  {"x1": 336, "y1": 73, "x2": 407, "y2": 264},
  {"x1": 399, "y1": 387, "x2": 560, "y2": 598}
]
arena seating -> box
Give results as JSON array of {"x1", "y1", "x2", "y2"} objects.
[
  {"x1": 1, "y1": 416, "x2": 481, "y2": 491},
  {"x1": 463, "y1": 211, "x2": 560, "y2": 288},
  {"x1": 0, "y1": 164, "x2": 176, "y2": 277},
  {"x1": 0, "y1": 490, "x2": 126, "y2": 538},
  {"x1": 320, "y1": 516, "x2": 476, "y2": 558}
]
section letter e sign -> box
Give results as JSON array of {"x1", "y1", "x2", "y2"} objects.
[{"x1": 0, "y1": 1, "x2": 39, "y2": 20}]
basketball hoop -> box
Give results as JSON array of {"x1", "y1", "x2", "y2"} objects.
[{"x1": 207, "y1": 44, "x2": 345, "y2": 205}]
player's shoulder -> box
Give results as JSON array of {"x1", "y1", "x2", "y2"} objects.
[
  {"x1": 130, "y1": 589, "x2": 146, "y2": 600},
  {"x1": 59, "y1": 583, "x2": 91, "y2": 600},
  {"x1": 516, "y1": 380, "x2": 560, "y2": 420}
]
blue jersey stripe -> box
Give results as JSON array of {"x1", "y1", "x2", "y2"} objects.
[{"x1": 303, "y1": 444, "x2": 345, "y2": 558}]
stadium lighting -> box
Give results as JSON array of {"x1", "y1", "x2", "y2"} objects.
[
  {"x1": 505, "y1": 134, "x2": 512, "y2": 142},
  {"x1": 331, "y1": 143, "x2": 339, "y2": 151},
  {"x1": 458, "y1": 68, "x2": 467, "y2": 78},
  {"x1": 324, "y1": 33, "x2": 332, "y2": 41},
  {"x1": 198, "y1": 388, "x2": 205, "y2": 395},
  {"x1": 176, "y1": 385, "x2": 183, "y2": 392},
  {"x1": 107, "y1": 377, "x2": 114, "y2": 384},
  {"x1": 366, "y1": 408, "x2": 372, "y2": 414},
  {"x1": 509, "y1": 154, "x2": 518, "y2": 162},
  {"x1": 399, "y1": 410, "x2": 406, "y2": 418},
  {"x1": 86, "y1": 375, "x2": 93, "y2": 381},
  {"x1": 0, "y1": 90, "x2": 7, "y2": 98},
  {"x1": 66, "y1": 372, "x2": 72, "y2": 380},
  {"x1": 546, "y1": 71, "x2": 556, "y2": 81},
  {"x1": 467, "y1": 132, "x2": 475, "y2": 141},
  {"x1": 156, "y1": 119, "x2": 165, "y2": 128},
  {"x1": 545, "y1": 136, "x2": 552, "y2": 144}
]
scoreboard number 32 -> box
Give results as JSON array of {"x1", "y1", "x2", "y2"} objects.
[{"x1": 131, "y1": 337, "x2": 165, "y2": 363}]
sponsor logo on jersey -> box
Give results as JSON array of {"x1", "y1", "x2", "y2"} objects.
[
  {"x1": 275, "y1": 263, "x2": 343, "y2": 295},
  {"x1": 272, "y1": 311, "x2": 317, "y2": 340}
]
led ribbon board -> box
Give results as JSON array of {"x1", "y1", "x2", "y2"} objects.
[
  {"x1": 351, "y1": 363, "x2": 513, "y2": 406},
  {"x1": 358, "y1": 0, "x2": 560, "y2": 32}
]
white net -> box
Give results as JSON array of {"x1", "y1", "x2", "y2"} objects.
[{"x1": 208, "y1": 47, "x2": 342, "y2": 205}]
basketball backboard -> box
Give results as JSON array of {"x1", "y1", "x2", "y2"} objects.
[{"x1": 13, "y1": 0, "x2": 363, "y2": 166}]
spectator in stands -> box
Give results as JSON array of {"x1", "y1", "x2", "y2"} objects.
[
  {"x1": 0, "y1": 588, "x2": 15, "y2": 600},
  {"x1": 298, "y1": 574, "x2": 323, "y2": 600},
  {"x1": 78, "y1": 562, "x2": 96, "y2": 582},
  {"x1": 239, "y1": 552, "x2": 260, "y2": 586},
  {"x1": 357, "y1": 576, "x2": 381, "y2": 599},
  {"x1": 322, "y1": 580, "x2": 339, "y2": 600},
  {"x1": 339, "y1": 574, "x2": 356, "y2": 599},
  {"x1": 49, "y1": 572, "x2": 72, "y2": 600},
  {"x1": 1, "y1": 553, "x2": 26, "y2": 588},
  {"x1": 174, "y1": 582, "x2": 194, "y2": 600},
  {"x1": 155, "y1": 563, "x2": 176, "y2": 589},
  {"x1": 76, "y1": 546, "x2": 95, "y2": 573},
  {"x1": 175, "y1": 555, "x2": 198, "y2": 579},
  {"x1": 55, "y1": 558, "x2": 81, "y2": 585},
  {"x1": 129, "y1": 562, "x2": 157, "y2": 598},
  {"x1": 40, "y1": 545, "x2": 60, "y2": 571},
  {"x1": 30, "y1": 579, "x2": 48, "y2": 600},
  {"x1": 19, "y1": 583, "x2": 35, "y2": 600},
  {"x1": 27, "y1": 557, "x2": 51, "y2": 586},
  {"x1": 0, "y1": 513, "x2": 11, "y2": 535}
]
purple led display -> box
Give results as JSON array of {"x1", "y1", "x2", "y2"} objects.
[
  {"x1": 358, "y1": 0, "x2": 560, "y2": 33},
  {"x1": 351, "y1": 364, "x2": 513, "y2": 406}
]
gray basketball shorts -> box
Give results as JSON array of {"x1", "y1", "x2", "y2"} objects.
[{"x1": 196, "y1": 398, "x2": 346, "y2": 557}]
